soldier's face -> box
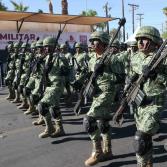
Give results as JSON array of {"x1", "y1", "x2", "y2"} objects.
[
  {"x1": 137, "y1": 37, "x2": 151, "y2": 53},
  {"x1": 91, "y1": 39, "x2": 105, "y2": 55},
  {"x1": 44, "y1": 46, "x2": 50, "y2": 53}
]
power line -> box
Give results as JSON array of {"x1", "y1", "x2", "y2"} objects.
[
  {"x1": 128, "y1": 3, "x2": 139, "y2": 33},
  {"x1": 103, "y1": 2, "x2": 111, "y2": 34},
  {"x1": 136, "y1": 13, "x2": 144, "y2": 27}
]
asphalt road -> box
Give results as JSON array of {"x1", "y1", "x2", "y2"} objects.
[{"x1": 0, "y1": 87, "x2": 167, "y2": 167}]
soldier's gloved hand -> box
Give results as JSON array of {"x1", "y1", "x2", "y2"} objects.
[
  {"x1": 94, "y1": 63, "x2": 104, "y2": 75},
  {"x1": 142, "y1": 65, "x2": 157, "y2": 80},
  {"x1": 71, "y1": 80, "x2": 82, "y2": 91}
]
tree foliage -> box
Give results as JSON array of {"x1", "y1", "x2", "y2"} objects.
[
  {"x1": 163, "y1": 7, "x2": 167, "y2": 16},
  {"x1": 161, "y1": 32, "x2": 167, "y2": 39},
  {"x1": 0, "y1": 0, "x2": 7, "y2": 11},
  {"x1": 10, "y1": 0, "x2": 29, "y2": 12},
  {"x1": 80, "y1": 9, "x2": 106, "y2": 32},
  {"x1": 162, "y1": 7, "x2": 167, "y2": 39}
]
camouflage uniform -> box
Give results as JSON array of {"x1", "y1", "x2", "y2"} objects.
[
  {"x1": 73, "y1": 43, "x2": 89, "y2": 84},
  {"x1": 37, "y1": 37, "x2": 68, "y2": 138},
  {"x1": 11, "y1": 42, "x2": 23, "y2": 103},
  {"x1": 128, "y1": 26, "x2": 166, "y2": 167},
  {"x1": 84, "y1": 31, "x2": 125, "y2": 166},
  {"x1": 5, "y1": 43, "x2": 16, "y2": 100},
  {"x1": 17, "y1": 42, "x2": 31, "y2": 109},
  {"x1": 59, "y1": 43, "x2": 73, "y2": 104},
  {"x1": 24, "y1": 40, "x2": 45, "y2": 119}
]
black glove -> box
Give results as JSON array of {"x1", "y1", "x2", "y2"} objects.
[
  {"x1": 71, "y1": 80, "x2": 82, "y2": 91},
  {"x1": 142, "y1": 65, "x2": 157, "y2": 80},
  {"x1": 94, "y1": 63, "x2": 104, "y2": 76}
]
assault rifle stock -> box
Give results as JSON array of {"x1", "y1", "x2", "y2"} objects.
[
  {"x1": 113, "y1": 39, "x2": 167, "y2": 126},
  {"x1": 73, "y1": 18, "x2": 126, "y2": 115}
]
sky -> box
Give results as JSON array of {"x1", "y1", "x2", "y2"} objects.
[{"x1": 2, "y1": 0, "x2": 167, "y2": 38}]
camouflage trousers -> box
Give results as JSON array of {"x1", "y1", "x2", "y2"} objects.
[
  {"x1": 134, "y1": 104, "x2": 162, "y2": 165},
  {"x1": 86, "y1": 92, "x2": 115, "y2": 141},
  {"x1": 40, "y1": 83, "x2": 64, "y2": 108}
]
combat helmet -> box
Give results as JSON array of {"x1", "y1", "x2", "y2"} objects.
[
  {"x1": 43, "y1": 37, "x2": 56, "y2": 47},
  {"x1": 60, "y1": 43, "x2": 67, "y2": 49},
  {"x1": 7, "y1": 43, "x2": 13, "y2": 49},
  {"x1": 111, "y1": 40, "x2": 120, "y2": 48},
  {"x1": 89, "y1": 31, "x2": 109, "y2": 44},
  {"x1": 13, "y1": 42, "x2": 19, "y2": 48},
  {"x1": 30, "y1": 41, "x2": 36, "y2": 49},
  {"x1": 135, "y1": 26, "x2": 162, "y2": 45},
  {"x1": 21, "y1": 42, "x2": 30, "y2": 48},
  {"x1": 36, "y1": 39, "x2": 43, "y2": 47},
  {"x1": 75, "y1": 43, "x2": 82, "y2": 48}
]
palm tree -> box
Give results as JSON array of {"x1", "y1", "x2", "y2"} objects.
[
  {"x1": 81, "y1": 9, "x2": 106, "y2": 32},
  {"x1": 162, "y1": 7, "x2": 167, "y2": 38},
  {"x1": 61, "y1": 0, "x2": 68, "y2": 15},
  {"x1": 163, "y1": 7, "x2": 167, "y2": 16},
  {"x1": 0, "y1": 0, "x2": 7, "y2": 11},
  {"x1": 46, "y1": 0, "x2": 53, "y2": 14},
  {"x1": 10, "y1": 0, "x2": 29, "y2": 12}
]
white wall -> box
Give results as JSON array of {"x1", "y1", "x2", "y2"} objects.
[{"x1": 0, "y1": 21, "x2": 91, "y2": 49}]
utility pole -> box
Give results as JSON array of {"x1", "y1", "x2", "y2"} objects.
[
  {"x1": 128, "y1": 3, "x2": 139, "y2": 33},
  {"x1": 161, "y1": 23, "x2": 164, "y2": 33},
  {"x1": 136, "y1": 13, "x2": 144, "y2": 27},
  {"x1": 121, "y1": 0, "x2": 125, "y2": 42},
  {"x1": 103, "y1": 2, "x2": 111, "y2": 34}
]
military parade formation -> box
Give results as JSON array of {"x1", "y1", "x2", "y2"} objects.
[{"x1": 3, "y1": 24, "x2": 167, "y2": 167}]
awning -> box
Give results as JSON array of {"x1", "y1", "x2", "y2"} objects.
[{"x1": 0, "y1": 11, "x2": 117, "y2": 32}]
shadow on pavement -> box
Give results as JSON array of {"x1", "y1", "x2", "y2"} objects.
[
  {"x1": 51, "y1": 136, "x2": 90, "y2": 144},
  {"x1": 112, "y1": 123, "x2": 136, "y2": 139},
  {"x1": 63, "y1": 117, "x2": 83, "y2": 125},
  {"x1": 101, "y1": 156, "x2": 136, "y2": 167}
]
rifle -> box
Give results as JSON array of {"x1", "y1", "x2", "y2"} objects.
[
  {"x1": 73, "y1": 18, "x2": 126, "y2": 115},
  {"x1": 39, "y1": 30, "x2": 62, "y2": 96},
  {"x1": 113, "y1": 39, "x2": 167, "y2": 126}
]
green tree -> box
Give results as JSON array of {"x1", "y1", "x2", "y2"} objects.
[
  {"x1": 61, "y1": 0, "x2": 68, "y2": 15},
  {"x1": 46, "y1": 0, "x2": 53, "y2": 14},
  {"x1": 163, "y1": 7, "x2": 167, "y2": 16},
  {"x1": 10, "y1": 0, "x2": 29, "y2": 12},
  {"x1": 38, "y1": 9, "x2": 43, "y2": 13},
  {"x1": 162, "y1": 7, "x2": 167, "y2": 39},
  {"x1": 81, "y1": 9, "x2": 106, "y2": 32},
  {"x1": 0, "y1": 0, "x2": 7, "y2": 11}
]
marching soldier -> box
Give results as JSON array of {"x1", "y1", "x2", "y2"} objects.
[
  {"x1": 24, "y1": 40, "x2": 45, "y2": 117},
  {"x1": 11, "y1": 42, "x2": 23, "y2": 103},
  {"x1": 59, "y1": 43, "x2": 73, "y2": 105},
  {"x1": 5, "y1": 42, "x2": 15, "y2": 100},
  {"x1": 118, "y1": 26, "x2": 167, "y2": 167},
  {"x1": 83, "y1": 31, "x2": 125, "y2": 166},
  {"x1": 17, "y1": 42, "x2": 31, "y2": 109},
  {"x1": 72, "y1": 43, "x2": 89, "y2": 91},
  {"x1": 37, "y1": 37, "x2": 69, "y2": 138}
]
